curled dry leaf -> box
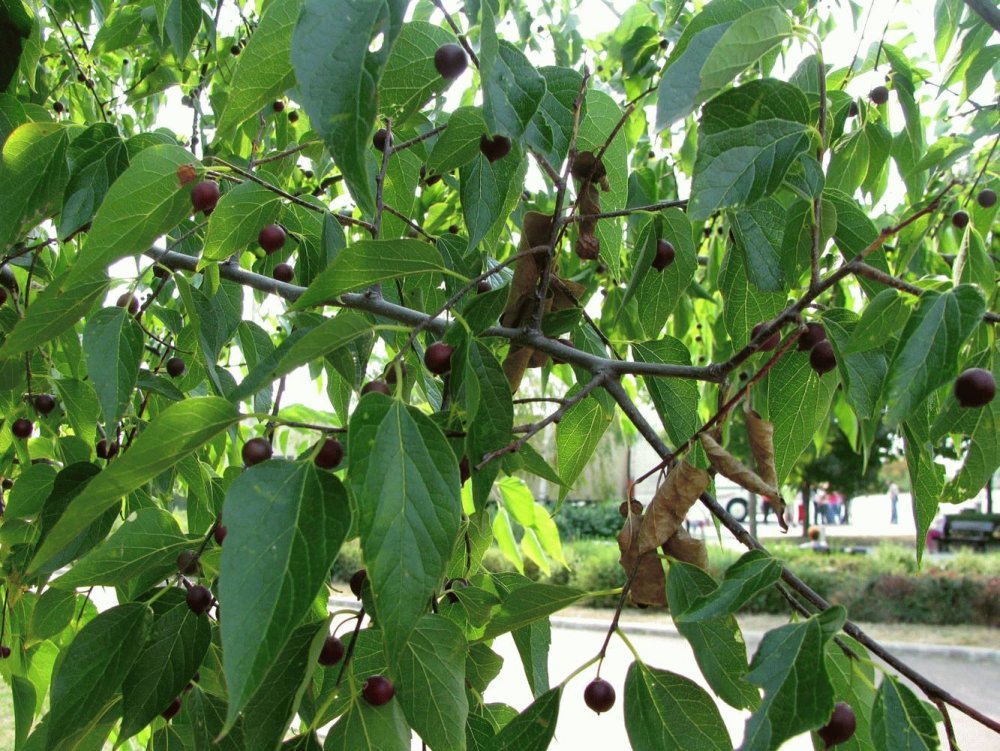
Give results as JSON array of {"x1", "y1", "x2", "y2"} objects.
[
  {"x1": 616, "y1": 505, "x2": 666, "y2": 607},
  {"x1": 699, "y1": 433, "x2": 780, "y2": 499},
  {"x1": 575, "y1": 182, "x2": 601, "y2": 260},
  {"x1": 662, "y1": 527, "x2": 709, "y2": 570},
  {"x1": 501, "y1": 211, "x2": 586, "y2": 390},
  {"x1": 637, "y1": 461, "x2": 710, "y2": 555},
  {"x1": 744, "y1": 406, "x2": 778, "y2": 490},
  {"x1": 744, "y1": 406, "x2": 788, "y2": 531}
]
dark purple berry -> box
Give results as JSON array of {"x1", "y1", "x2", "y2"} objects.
[
  {"x1": 11, "y1": 419, "x2": 32, "y2": 439},
  {"x1": 349, "y1": 569, "x2": 367, "y2": 599},
  {"x1": 362, "y1": 675, "x2": 395, "y2": 706},
  {"x1": 242, "y1": 437, "x2": 273, "y2": 466},
  {"x1": 954, "y1": 368, "x2": 995, "y2": 408},
  {"x1": 314, "y1": 438, "x2": 344, "y2": 469},
  {"x1": 434, "y1": 44, "x2": 468, "y2": 79},
  {"x1": 166, "y1": 357, "x2": 186, "y2": 378},
  {"x1": 258, "y1": 224, "x2": 286, "y2": 253},
  {"x1": 751, "y1": 323, "x2": 780, "y2": 351},
  {"x1": 33, "y1": 394, "x2": 56, "y2": 415},
  {"x1": 318, "y1": 635, "x2": 345, "y2": 666},
  {"x1": 584, "y1": 677, "x2": 616, "y2": 713},
  {"x1": 810, "y1": 340, "x2": 837, "y2": 375},
  {"x1": 191, "y1": 181, "x2": 220, "y2": 214},
  {"x1": 185, "y1": 585, "x2": 213, "y2": 615},
  {"x1": 818, "y1": 702, "x2": 857, "y2": 747},
  {"x1": 424, "y1": 342, "x2": 454, "y2": 376}
]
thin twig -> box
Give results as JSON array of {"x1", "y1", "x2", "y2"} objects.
[
  {"x1": 373, "y1": 120, "x2": 392, "y2": 239},
  {"x1": 854, "y1": 263, "x2": 1000, "y2": 323},
  {"x1": 476, "y1": 372, "x2": 609, "y2": 469},
  {"x1": 252, "y1": 140, "x2": 323, "y2": 166},
  {"x1": 561, "y1": 198, "x2": 689, "y2": 224}
]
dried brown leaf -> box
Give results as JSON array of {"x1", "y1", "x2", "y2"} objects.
[
  {"x1": 575, "y1": 183, "x2": 601, "y2": 260},
  {"x1": 637, "y1": 462, "x2": 710, "y2": 555},
  {"x1": 662, "y1": 528, "x2": 709, "y2": 570},
  {"x1": 700, "y1": 433, "x2": 780, "y2": 499},
  {"x1": 745, "y1": 407, "x2": 778, "y2": 490},
  {"x1": 617, "y1": 510, "x2": 666, "y2": 607}
]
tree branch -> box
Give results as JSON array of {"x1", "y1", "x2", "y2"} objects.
[{"x1": 964, "y1": 0, "x2": 1000, "y2": 31}]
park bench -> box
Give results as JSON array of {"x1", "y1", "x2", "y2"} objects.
[{"x1": 939, "y1": 513, "x2": 1000, "y2": 552}]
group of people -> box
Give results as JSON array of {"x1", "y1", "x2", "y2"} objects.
[{"x1": 811, "y1": 485, "x2": 848, "y2": 525}]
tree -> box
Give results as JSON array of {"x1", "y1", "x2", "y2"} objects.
[{"x1": 0, "y1": 0, "x2": 997, "y2": 749}]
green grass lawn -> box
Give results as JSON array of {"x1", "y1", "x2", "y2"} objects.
[{"x1": 0, "y1": 683, "x2": 16, "y2": 748}]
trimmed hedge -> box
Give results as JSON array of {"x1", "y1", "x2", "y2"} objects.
[{"x1": 334, "y1": 538, "x2": 1000, "y2": 626}]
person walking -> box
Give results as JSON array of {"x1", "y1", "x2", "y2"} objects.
[{"x1": 889, "y1": 482, "x2": 899, "y2": 525}]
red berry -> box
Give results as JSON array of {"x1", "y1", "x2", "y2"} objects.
[
  {"x1": 314, "y1": 438, "x2": 344, "y2": 469},
  {"x1": 434, "y1": 43, "x2": 468, "y2": 80},
  {"x1": 479, "y1": 134, "x2": 512, "y2": 162},
  {"x1": 242, "y1": 437, "x2": 273, "y2": 466},
  {"x1": 424, "y1": 342, "x2": 454, "y2": 376},
  {"x1": 362, "y1": 675, "x2": 395, "y2": 706},
  {"x1": 477, "y1": 279, "x2": 492, "y2": 294},
  {"x1": 361, "y1": 380, "x2": 391, "y2": 396},
  {"x1": 11, "y1": 418, "x2": 32, "y2": 439},
  {"x1": 818, "y1": 702, "x2": 857, "y2": 747},
  {"x1": 213, "y1": 524, "x2": 227, "y2": 545},
  {"x1": 954, "y1": 367, "x2": 995, "y2": 408},
  {"x1": 33, "y1": 394, "x2": 56, "y2": 415},
  {"x1": 751, "y1": 322, "x2": 780, "y2": 351},
  {"x1": 273, "y1": 263, "x2": 294, "y2": 283},
  {"x1": 96, "y1": 438, "x2": 118, "y2": 459},
  {"x1": 584, "y1": 677, "x2": 616, "y2": 713},
  {"x1": 185, "y1": 585, "x2": 213, "y2": 615},
  {"x1": 797, "y1": 322, "x2": 827, "y2": 351},
  {"x1": 318, "y1": 635, "x2": 345, "y2": 666},
  {"x1": 166, "y1": 357, "x2": 186, "y2": 378},
  {"x1": 161, "y1": 696, "x2": 182, "y2": 721},
  {"x1": 116, "y1": 293, "x2": 139, "y2": 316},
  {"x1": 349, "y1": 569, "x2": 367, "y2": 598},
  {"x1": 652, "y1": 239, "x2": 675, "y2": 271},
  {"x1": 809, "y1": 340, "x2": 837, "y2": 375},
  {"x1": 176, "y1": 550, "x2": 199, "y2": 575},
  {"x1": 258, "y1": 224, "x2": 286, "y2": 253},
  {"x1": 869, "y1": 85, "x2": 889, "y2": 105},
  {"x1": 191, "y1": 181, "x2": 220, "y2": 214}
]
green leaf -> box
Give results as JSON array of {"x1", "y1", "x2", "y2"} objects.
[
  {"x1": 624, "y1": 661, "x2": 731, "y2": 751},
  {"x1": 0, "y1": 269, "x2": 109, "y2": 360},
  {"x1": 394, "y1": 614, "x2": 469, "y2": 751},
  {"x1": 656, "y1": 23, "x2": 732, "y2": 130},
  {"x1": 229, "y1": 312, "x2": 373, "y2": 403},
  {"x1": 29, "y1": 397, "x2": 240, "y2": 574},
  {"x1": 871, "y1": 677, "x2": 940, "y2": 751},
  {"x1": 487, "y1": 687, "x2": 561, "y2": 751},
  {"x1": 214, "y1": 0, "x2": 298, "y2": 135},
  {"x1": 3, "y1": 462, "x2": 56, "y2": 519},
  {"x1": 676, "y1": 550, "x2": 782, "y2": 623},
  {"x1": 68, "y1": 144, "x2": 195, "y2": 283},
  {"x1": 292, "y1": 0, "x2": 406, "y2": 216},
  {"x1": 349, "y1": 394, "x2": 464, "y2": 650},
  {"x1": 842, "y1": 289, "x2": 909, "y2": 354},
  {"x1": 625, "y1": 210, "x2": 697, "y2": 336},
  {"x1": 163, "y1": 0, "x2": 201, "y2": 62},
  {"x1": 47, "y1": 603, "x2": 152, "y2": 751},
  {"x1": 481, "y1": 40, "x2": 546, "y2": 138},
  {"x1": 219, "y1": 460, "x2": 350, "y2": 728},
  {"x1": 826, "y1": 129, "x2": 870, "y2": 195},
  {"x1": 0, "y1": 122, "x2": 69, "y2": 250},
  {"x1": 633, "y1": 340, "x2": 700, "y2": 449},
  {"x1": 937, "y1": 360, "x2": 1000, "y2": 504},
  {"x1": 700, "y1": 79, "x2": 811, "y2": 134},
  {"x1": 323, "y1": 697, "x2": 411, "y2": 751},
  {"x1": 667, "y1": 562, "x2": 759, "y2": 710},
  {"x1": 524, "y1": 67, "x2": 584, "y2": 168},
  {"x1": 380, "y1": 22, "x2": 456, "y2": 125},
  {"x1": 511, "y1": 619, "x2": 551, "y2": 699},
  {"x1": 243, "y1": 623, "x2": 325, "y2": 751},
  {"x1": 82, "y1": 307, "x2": 144, "y2": 428},
  {"x1": 460, "y1": 148, "x2": 527, "y2": 254},
  {"x1": 720, "y1": 241, "x2": 786, "y2": 350},
  {"x1": 575, "y1": 90, "x2": 629, "y2": 280},
  {"x1": 482, "y1": 582, "x2": 586, "y2": 640},
  {"x1": 120, "y1": 601, "x2": 211, "y2": 739},
  {"x1": 429, "y1": 106, "x2": 489, "y2": 174},
  {"x1": 27, "y1": 587, "x2": 77, "y2": 644},
  {"x1": 51, "y1": 508, "x2": 189, "y2": 591},
  {"x1": 740, "y1": 608, "x2": 845, "y2": 751},
  {"x1": 200, "y1": 181, "x2": 283, "y2": 263},
  {"x1": 903, "y1": 414, "x2": 946, "y2": 563},
  {"x1": 58, "y1": 129, "x2": 130, "y2": 239},
  {"x1": 764, "y1": 353, "x2": 838, "y2": 484},
  {"x1": 92, "y1": 5, "x2": 142, "y2": 53},
  {"x1": 556, "y1": 389, "x2": 612, "y2": 497},
  {"x1": 822, "y1": 638, "x2": 876, "y2": 751},
  {"x1": 293, "y1": 239, "x2": 457, "y2": 308},
  {"x1": 688, "y1": 119, "x2": 811, "y2": 221},
  {"x1": 885, "y1": 286, "x2": 985, "y2": 426},
  {"x1": 12, "y1": 676, "x2": 35, "y2": 750},
  {"x1": 731, "y1": 198, "x2": 786, "y2": 292},
  {"x1": 700, "y1": 7, "x2": 792, "y2": 92}
]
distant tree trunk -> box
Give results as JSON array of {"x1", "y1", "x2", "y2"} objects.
[
  {"x1": 987, "y1": 473, "x2": 995, "y2": 514},
  {"x1": 749, "y1": 492, "x2": 758, "y2": 539}
]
